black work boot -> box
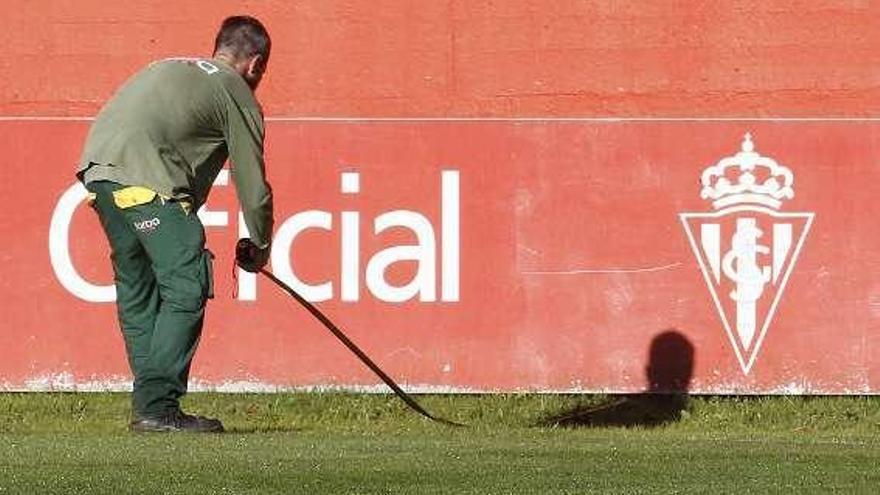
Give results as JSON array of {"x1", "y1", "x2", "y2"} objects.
[{"x1": 130, "y1": 409, "x2": 224, "y2": 433}]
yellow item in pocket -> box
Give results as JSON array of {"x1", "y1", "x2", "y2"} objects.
[{"x1": 112, "y1": 186, "x2": 158, "y2": 209}]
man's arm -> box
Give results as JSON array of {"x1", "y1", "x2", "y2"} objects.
[{"x1": 223, "y1": 96, "x2": 274, "y2": 250}]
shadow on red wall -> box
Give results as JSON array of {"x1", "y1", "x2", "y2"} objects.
[{"x1": 537, "y1": 330, "x2": 695, "y2": 428}]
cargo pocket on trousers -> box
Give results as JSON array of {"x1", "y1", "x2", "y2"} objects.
[{"x1": 201, "y1": 249, "x2": 215, "y2": 300}]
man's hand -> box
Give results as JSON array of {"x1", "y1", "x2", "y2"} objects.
[{"x1": 235, "y1": 238, "x2": 270, "y2": 273}]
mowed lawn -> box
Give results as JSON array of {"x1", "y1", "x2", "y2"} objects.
[{"x1": 0, "y1": 393, "x2": 878, "y2": 494}]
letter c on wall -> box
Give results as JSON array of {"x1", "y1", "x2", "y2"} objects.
[{"x1": 49, "y1": 182, "x2": 116, "y2": 302}]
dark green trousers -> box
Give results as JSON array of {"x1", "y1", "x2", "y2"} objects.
[{"x1": 87, "y1": 181, "x2": 214, "y2": 418}]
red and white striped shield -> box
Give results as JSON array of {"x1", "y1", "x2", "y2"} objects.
[{"x1": 680, "y1": 134, "x2": 814, "y2": 374}]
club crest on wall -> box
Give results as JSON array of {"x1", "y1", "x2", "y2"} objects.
[{"x1": 680, "y1": 133, "x2": 814, "y2": 374}]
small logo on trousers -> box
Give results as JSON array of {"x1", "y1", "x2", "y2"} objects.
[{"x1": 134, "y1": 217, "x2": 161, "y2": 232}]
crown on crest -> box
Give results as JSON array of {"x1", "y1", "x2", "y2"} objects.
[{"x1": 700, "y1": 133, "x2": 794, "y2": 210}]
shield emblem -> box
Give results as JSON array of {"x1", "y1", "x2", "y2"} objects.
[{"x1": 680, "y1": 134, "x2": 814, "y2": 374}]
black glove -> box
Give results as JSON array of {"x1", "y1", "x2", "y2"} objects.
[{"x1": 235, "y1": 238, "x2": 270, "y2": 273}]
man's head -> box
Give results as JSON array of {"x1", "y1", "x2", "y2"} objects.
[{"x1": 213, "y1": 16, "x2": 271, "y2": 90}]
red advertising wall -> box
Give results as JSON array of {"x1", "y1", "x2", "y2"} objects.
[{"x1": 1, "y1": 1, "x2": 877, "y2": 393}]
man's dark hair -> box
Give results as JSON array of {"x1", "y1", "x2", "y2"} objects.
[{"x1": 214, "y1": 16, "x2": 271, "y2": 61}]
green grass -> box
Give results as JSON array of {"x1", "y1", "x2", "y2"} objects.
[{"x1": 1, "y1": 393, "x2": 878, "y2": 494}]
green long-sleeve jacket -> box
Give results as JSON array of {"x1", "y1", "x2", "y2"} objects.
[{"x1": 77, "y1": 57, "x2": 273, "y2": 248}]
